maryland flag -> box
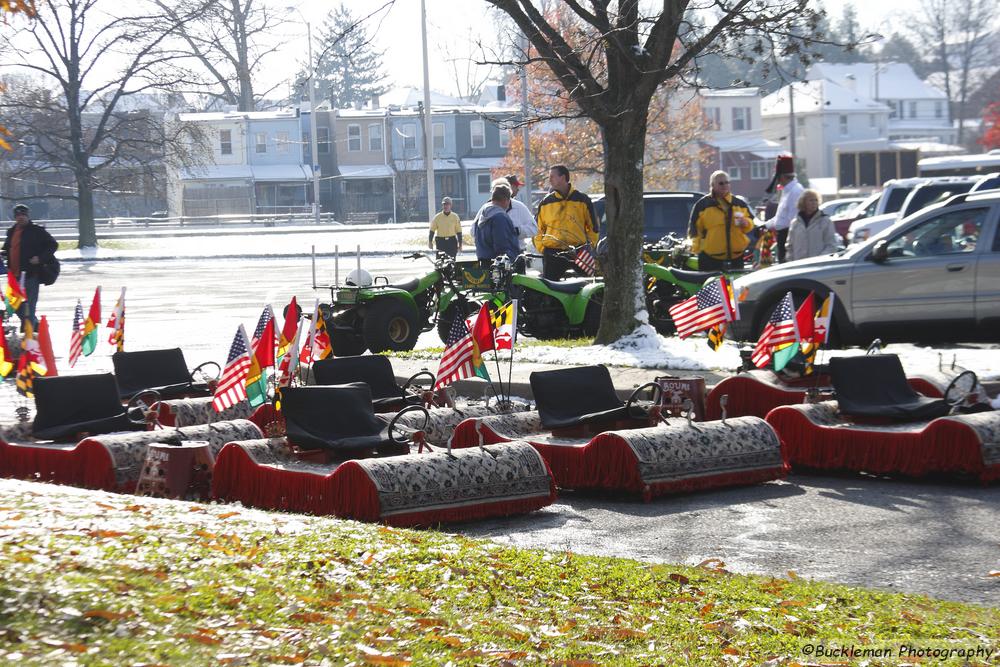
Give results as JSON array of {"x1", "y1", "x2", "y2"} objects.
[
  {"x1": 801, "y1": 292, "x2": 837, "y2": 369},
  {"x1": 491, "y1": 300, "x2": 518, "y2": 350},
  {"x1": 16, "y1": 320, "x2": 47, "y2": 398},
  {"x1": 707, "y1": 322, "x2": 727, "y2": 352},
  {"x1": 277, "y1": 296, "x2": 299, "y2": 360},
  {"x1": 277, "y1": 319, "x2": 302, "y2": 388},
  {"x1": 312, "y1": 311, "x2": 332, "y2": 361},
  {"x1": 106, "y1": 287, "x2": 125, "y2": 352},
  {"x1": 82, "y1": 286, "x2": 101, "y2": 356},
  {"x1": 5, "y1": 271, "x2": 26, "y2": 314}
]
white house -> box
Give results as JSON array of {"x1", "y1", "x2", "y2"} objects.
[
  {"x1": 761, "y1": 78, "x2": 890, "y2": 179},
  {"x1": 807, "y1": 63, "x2": 956, "y2": 145}
]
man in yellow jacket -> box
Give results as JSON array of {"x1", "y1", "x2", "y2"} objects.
[
  {"x1": 687, "y1": 170, "x2": 753, "y2": 271},
  {"x1": 533, "y1": 164, "x2": 599, "y2": 280}
]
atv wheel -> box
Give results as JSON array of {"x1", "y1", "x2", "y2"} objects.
[
  {"x1": 582, "y1": 295, "x2": 603, "y2": 337},
  {"x1": 330, "y1": 327, "x2": 367, "y2": 356},
  {"x1": 437, "y1": 300, "x2": 479, "y2": 344},
  {"x1": 363, "y1": 299, "x2": 421, "y2": 353}
]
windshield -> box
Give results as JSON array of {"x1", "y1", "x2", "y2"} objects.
[
  {"x1": 883, "y1": 186, "x2": 912, "y2": 214},
  {"x1": 902, "y1": 183, "x2": 974, "y2": 217}
]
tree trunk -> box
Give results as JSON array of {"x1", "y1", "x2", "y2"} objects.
[
  {"x1": 77, "y1": 171, "x2": 97, "y2": 249},
  {"x1": 595, "y1": 115, "x2": 647, "y2": 344}
]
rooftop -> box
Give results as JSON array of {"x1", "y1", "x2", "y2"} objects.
[
  {"x1": 761, "y1": 79, "x2": 889, "y2": 116},
  {"x1": 807, "y1": 62, "x2": 947, "y2": 101}
]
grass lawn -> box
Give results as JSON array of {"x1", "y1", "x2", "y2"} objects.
[{"x1": 0, "y1": 479, "x2": 996, "y2": 666}]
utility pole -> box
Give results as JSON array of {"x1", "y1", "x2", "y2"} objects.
[
  {"x1": 788, "y1": 82, "x2": 796, "y2": 159},
  {"x1": 306, "y1": 20, "x2": 321, "y2": 223},
  {"x1": 520, "y1": 31, "x2": 531, "y2": 206},
  {"x1": 419, "y1": 0, "x2": 436, "y2": 223}
]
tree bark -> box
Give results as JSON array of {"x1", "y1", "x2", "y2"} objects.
[
  {"x1": 76, "y1": 170, "x2": 97, "y2": 249},
  {"x1": 595, "y1": 113, "x2": 648, "y2": 344}
]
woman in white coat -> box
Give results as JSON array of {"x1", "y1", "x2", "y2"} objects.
[{"x1": 786, "y1": 189, "x2": 837, "y2": 261}]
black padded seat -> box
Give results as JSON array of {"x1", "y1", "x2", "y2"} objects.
[
  {"x1": 389, "y1": 277, "x2": 420, "y2": 293},
  {"x1": 539, "y1": 278, "x2": 590, "y2": 294},
  {"x1": 312, "y1": 355, "x2": 421, "y2": 411},
  {"x1": 32, "y1": 373, "x2": 139, "y2": 441},
  {"x1": 113, "y1": 348, "x2": 210, "y2": 400},
  {"x1": 280, "y1": 384, "x2": 406, "y2": 456},
  {"x1": 830, "y1": 354, "x2": 949, "y2": 421},
  {"x1": 530, "y1": 365, "x2": 630, "y2": 430},
  {"x1": 668, "y1": 267, "x2": 722, "y2": 284}
]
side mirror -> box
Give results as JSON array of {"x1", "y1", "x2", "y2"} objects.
[{"x1": 870, "y1": 240, "x2": 889, "y2": 263}]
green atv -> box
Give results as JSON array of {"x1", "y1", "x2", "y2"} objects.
[{"x1": 316, "y1": 251, "x2": 486, "y2": 355}]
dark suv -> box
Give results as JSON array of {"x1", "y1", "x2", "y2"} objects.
[{"x1": 591, "y1": 191, "x2": 703, "y2": 242}]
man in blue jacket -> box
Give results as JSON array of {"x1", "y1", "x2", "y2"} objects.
[{"x1": 472, "y1": 183, "x2": 520, "y2": 267}]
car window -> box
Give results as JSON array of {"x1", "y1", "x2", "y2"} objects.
[
  {"x1": 645, "y1": 198, "x2": 695, "y2": 238},
  {"x1": 883, "y1": 187, "x2": 912, "y2": 214},
  {"x1": 861, "y1": 196, "x2": 879, "y2": 218},
  {"x1": 886, "y1": 208, "x2": 988, "y2": 259},
  {"x1": 903, "y1": 183, "x2": 974, "y2": 217}
]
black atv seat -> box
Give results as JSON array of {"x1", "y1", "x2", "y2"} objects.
[
  {"x1": 113, "y1": 348, "x2": 211, "y2": 400},
  {"x1": 539, "y1": 278, "x2": 590, "y2": 294},
  {"x1": 668, "y1": 267, "x2": 722, "y2": 284},
  {"x1": 830, "y1": 354, "x2": 949, "y2": 421},
  {"x1": 530, "y1": 365, "x2": 629, "y2": 430},
  {"x1": 32, "y1": 373, "x2": 140, "y2": 441},
  {"x1": 280, "y1": 383, "x2": 407, "y2": 457},
  {"x1": 389, "y1": 278, "x2": 420, "y2": 293},
  {"x1": 312, "y1": 355, "x2": 423, "y2": 411}
]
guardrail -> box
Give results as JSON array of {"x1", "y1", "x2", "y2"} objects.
[{"x1": 38, "y1": 211, "x2": 347, "y2": 232}]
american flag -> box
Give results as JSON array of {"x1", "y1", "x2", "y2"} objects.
[
  {"x1": 751, "y1": 292, "x2": 799, "y2": 368},
  {"x1": 435, "y1": 313, "x2": 475, "y2": 390},
  {"x1": 668, "y1": 277, "x2": 736, "y2": 339},
  {"x1": 68, "y1": 300, "x2": 84, "y2": 367},
  {"x1": 574, "y1": 244, "x2": 597, "y2": 276},
  {"x1": 213, "y1": 325, "x2": 253, "y2": 412}
]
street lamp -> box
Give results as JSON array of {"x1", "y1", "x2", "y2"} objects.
[{"x1": 287, "y1": 6, "x2": 322, "y2": 224}]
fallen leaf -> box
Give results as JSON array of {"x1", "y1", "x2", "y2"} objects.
[
  {"x1": 988, "y1": 570, "x2": 1000, "y2": 577},
  {"x1": 61, "y1": 643, "x2": 88, "y2": 653},
  {"x1": 669, "y1": 573, "x2": 689, "y2": 585},
  {"x1": 779, "y1": 600, "x2": 805, "y2": 607},
  {"x1": 83, "y1": 610, "x2": 129, "y2": 621},
  {"x1": 86, "y1": 529, "x2": 127, "y2": 539},
  {"x1": 697, "y1": 558, "x2": 726, "y2": 570},
  {"x1": 428, "y1": 633, "x2": 462, "y2": 648},
  {"x1": 787, "y1": 570, "x2": 799, "y2": 580},
  {"x1": 95, "y1": 502, "x2": 116, "y2": 510},
  {"x1": 217, "y1": 511, "x2": 240, "y2": 519},
  {"x1": 723, "y1": 648, "x2": 739, "y2": 656},
  {"x1": 178, "y1": 632, "x2": 221, "y2": 645},
  {"x1": 699, "y1": 603, "x2": 715, "y2": 616}
]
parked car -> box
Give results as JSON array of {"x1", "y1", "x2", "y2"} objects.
[
  {"x1": 970, "y1": 172, "x2": 1000, "y2": 193},
  {"x1": 730, "y1": 189, "x2": 1000, "y2": 346},
  {"x1": 591, "y1": 191, "x2": 703, "y2": 242},
  {"x1": 830, "y1": 178, "x2": 928, "y2": 242},
  {"x1": 847, "y1": 177, "x2": 978, "y2": 244},
  {"x1": 820, "y1": 196, "x2": 866, "y2": 219}
]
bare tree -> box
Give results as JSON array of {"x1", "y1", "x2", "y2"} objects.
[
  {"x1": 155, "y1": 0, "x2": 289, "y2": 112},
  {"x1": 439, "y1": 26, "x2": 501, "y2": 102},
  {"x1": 911, "y1": 0, "x2": 998, "y2": 145},
  {"x1": 485, "y1": 0, "x2": 832, "y2": 343},
  {"x1": 0, "y1": 0, "x2": 206, "y2": 247}
]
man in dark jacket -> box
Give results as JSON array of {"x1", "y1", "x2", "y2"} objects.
[
  {"x1": 2, "y1": 204, "x2": 58, "y2": 329},
  {"x1": 472, "y1": 184, "x2": 520, "y2": 267}
]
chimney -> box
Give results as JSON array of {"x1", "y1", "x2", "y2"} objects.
[
  {"x1": 353, "y1": 99, "x2": 363, "y2": 111},
  {"x1": 371, "y1": 94, "x2": 379, "y2": 109},
  {"x1": 496, "y1": 84, "x2": 506, "y2": 102}
]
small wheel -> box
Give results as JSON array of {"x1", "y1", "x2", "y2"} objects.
[
  {"x1": 363, "y1": 299, "x2": 421, "y2": 353},
  {"x1": 624, "y1": 381, "x2": 663, "y2": 420},
  {"x1": 865, "y1": 338, "x2": 883, "y2": 356},
  {"x1": 944, "y1": 370, "x2": 978, "y2": 408},
  {"x1": 191, "y1": 361, "x2": 221, "y2": 383},
  {"x1": 387, "y1": 405, "x2": 430, "y2": 444},
  {"x1": 582, "y1": 292, "x2": 603, "y2": 337},
  {"x1": 127, "y1": 389, "x2": 162, "y2": 425}
]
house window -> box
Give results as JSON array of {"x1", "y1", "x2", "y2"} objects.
[
  {"x1": 839, "y1": 114, "x2": 848, "y2": 136},
  {"x1": 750, "y1": 160, "x2": 770, "y2": 180},
  {"x1": 368, "y1": 123, "x2": 382, "y2": 152},
  {"x1": 732, "y1": 107, "x2": 751, "y2": 131},
  {"x1": 705, "y1": 107, "x2": 721, "y2": 131},
  {"x1": 22, "y1": 139, "x2": 35, "y2": 158},
  {"x1": 347, "y1": 124, "x2": 361, "y2": 152},
  {"x1": 796, "y1": 116, "x2": 805, "y2": 137},
  {"x1": 276, "y1": 131, "x2": 289, "y2": 154},
  {"x1": 889, "y1": 100, "x2": 899, "y2": 119},
  {"x1": 869, "y1": 114, "x2": 877, "y2": 129},
  {"x1": 220, "y1": 129, "x2": 233, "y2": 155},
  {"x1": 499, "y1": 126, "x2": 510, "y2": 148},
  {"x1": 433, "y1": 122, "x2": 445, "y2": 151},
  {"x1": 728, "y1": 166, "x2": 742, "y2": 180},
  {"x1": 476, "y1": 173, "x2": 491, "y2": 192},
  {"x1": 401, "y1": 123, "x2": 417, "y2": 151},
  {"x1": 470, "y1": 120, "x2": 485, "y2": 149},
  {"x1": 318, "y1": 127, "x2": 330, "y2": 154},
  {"x1": 908, "y1": 101, "x2": 917, "y2": 119},
  {"x1": 935, "y1": 101, "x2": 944, "y2": 119},
  {"x1": 255, "y1": 132, "x2": 267, "y2": 153}
]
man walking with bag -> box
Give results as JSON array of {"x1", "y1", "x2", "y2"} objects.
[{"x1": 2, "y1": 204, "x2": 58, "y2": 329}]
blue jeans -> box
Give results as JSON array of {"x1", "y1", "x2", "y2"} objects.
[{"x1": 16, "y1": 274, "x2": 40, "y2": 330}]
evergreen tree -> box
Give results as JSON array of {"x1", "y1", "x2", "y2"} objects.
[
  {"x1": 878, "y1": 33, "x2": 930, "y2": 77},
  {"x1": 313, "y1": 3, "x2": 389, "y2": 109},
  {"x1": 835, "y1": 3, "x2": 865, "y2": 63}
]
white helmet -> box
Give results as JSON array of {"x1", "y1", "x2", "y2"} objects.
[{"x1": 345, "y1": 268, "x2": 373, "y2": 287}]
